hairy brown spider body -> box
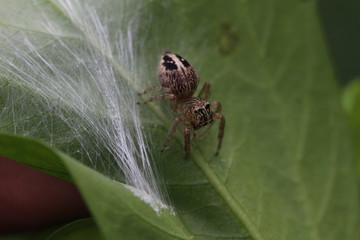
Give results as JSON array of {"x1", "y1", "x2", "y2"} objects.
[
  {"x1": 138, "y1": 51, "x2": 225, "y2": 158},
  {"x1": 181, "y1": 98, "x2": 213, "y2": 130},
  {"x1": 158, "y1": 52, "x2": 199, "y2": 99}
]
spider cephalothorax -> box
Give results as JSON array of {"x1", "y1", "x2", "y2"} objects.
[
  {"x1": 138, "y1": 51, "x2": 225, "y2": 158},
  {"x1": 182, "y1": 98, "x2": 214, "y2": 130}
]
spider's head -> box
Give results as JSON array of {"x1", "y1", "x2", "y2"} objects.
[{"x1": 186, "y1": 98, "x2": 214, "y2": 130}]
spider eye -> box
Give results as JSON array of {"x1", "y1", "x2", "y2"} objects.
[
  {"x1": 205, "y1": 103, "x2": 210, "y2": 109},
  {"x1": 194, "y1": 109, "x2": 198, "y2": 114}
]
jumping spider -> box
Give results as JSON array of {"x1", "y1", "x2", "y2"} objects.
[{"x1": 137, "y1": 51, "x2": 225, "y2": 158}]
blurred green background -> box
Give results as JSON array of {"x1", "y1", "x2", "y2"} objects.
[
  {"x1": 318, "y1": 0, "x2": 360, "y2": 85},
  {"x1": 318, "y1": 0, "x2": 360, "y2": 177}
]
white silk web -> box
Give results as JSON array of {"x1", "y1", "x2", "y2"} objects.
[{"x1": 0, "y1": 0, "x2": 170, "y2": 213}]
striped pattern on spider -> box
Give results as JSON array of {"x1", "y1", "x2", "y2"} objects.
[{"x1": 137, "y1": 51, "x2": 225, "y2": 158}]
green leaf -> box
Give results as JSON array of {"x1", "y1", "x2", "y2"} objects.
[
  {"x1": 45, "y1": 219, "x2": 104, "y2": 240},
  {"x1": 0, "y1": 0, "x2": 359, "y2": 240},
  {"x1": 0, "y1": 133, "x2": 71, "y2": 181},
  {"x1": 0, "y1": 133, "x2": 192, "y2": 240}
]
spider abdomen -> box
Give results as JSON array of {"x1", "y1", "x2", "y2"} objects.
[{"x1": 158, "y1": 52, "x2": 199, "y2": 98}]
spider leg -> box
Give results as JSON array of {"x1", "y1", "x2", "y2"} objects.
[
  {"x1": 138, "y1": 86, "x2": 172, "y2": 95},
  {"x1": 198, "y1": 82, "x2": 211, "y2": 99},
  {"x1": 137, "y1": 94, "x2": 176, "y2": 104},
  {"x1": 214, "y1": 112, "x2": 225, "y2": 155},
  {"x1": 195, "y1": 122, "x2": 214, "y2": 140},
  {"x1": 211, "y1": 101, "x2": 221, "y2": 113},
  {"x1": 160, "y1": 116, "x2": 183, "y2": 152},
  {"x1": 184, "y1": 126, "x2": 191, "y2": 159}
]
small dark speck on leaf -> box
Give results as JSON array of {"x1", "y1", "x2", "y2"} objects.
[{"x1": 217, "y1": 23, "x2": 239, "y2": 56}]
